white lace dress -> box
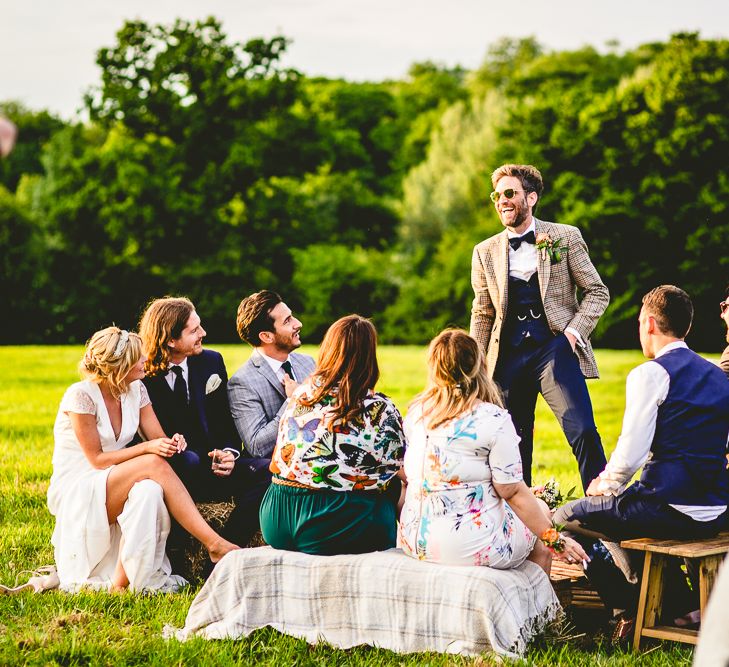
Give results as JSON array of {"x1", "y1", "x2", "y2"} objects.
[{"x1": 47, "y1": 379, "x2": 186, "y2": 592}]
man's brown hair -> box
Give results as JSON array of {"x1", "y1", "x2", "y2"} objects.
[
  {"x1": 641, "y1": 285, "x2": 693, "y2": 338},
  {"x1": 138, "y1": 296, "x2": 195, "y2": 377},
  {"x1": 491, "y1": 164, "x2": 544, "y2": 212},
  {"x1": 236, "y1": 290, "x2": 283, "y2": 347}
]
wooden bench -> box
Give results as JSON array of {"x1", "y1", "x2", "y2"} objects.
[
  {"x1": 621, "y1": 532, "x2": 729, "y2": 651},
  {"x1": 550, "y1": 561, "x2": 606, "y2": 611}
]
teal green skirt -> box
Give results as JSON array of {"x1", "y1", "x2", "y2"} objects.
[{"x1": 259, "y1": 481, "x2": 398, "y2": 555}]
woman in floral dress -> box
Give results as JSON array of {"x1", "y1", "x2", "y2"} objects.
[
  {"x1": 398, "y1": 329, "x2": 586, "y2": 573},
  {"x1": 260, "y1": 315, "x2": 406, "y2": 555}
]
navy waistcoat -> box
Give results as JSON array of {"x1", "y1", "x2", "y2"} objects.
[
  {"x1": 502, "y1": 273, "x2": 552, "y2": 347},
  {"x1": 634, "y1": 347, "x2": 729, "y2": 507}
]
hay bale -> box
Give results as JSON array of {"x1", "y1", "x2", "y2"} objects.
[{"x1": 167, "y1": 500, "x2": 266, "y2": 583}]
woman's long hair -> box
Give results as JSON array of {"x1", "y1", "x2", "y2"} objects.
[
  {"x1": 138, "y1": 297, "x2": 194, "y2": 377},
  {"x1": 300, "y1": 315, "x2": 379, "y2": 428},
  {"x1": 79, "y1": 327, "x2": 143, "y2": 399},
  {"x1": 411, "y1": 329, "x2": 503, "y2": 429}
]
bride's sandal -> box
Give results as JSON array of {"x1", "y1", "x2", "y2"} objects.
[{"x1": 0, "y1": 565, "x2": 59, "y2": 594}]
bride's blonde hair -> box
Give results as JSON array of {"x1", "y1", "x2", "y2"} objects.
[
  {"x1": 410, "y1": 329, "x2": 503, "y2": 429},
  {"x1": 79, "y1": 326, "x2": 143, "y2": 399}
]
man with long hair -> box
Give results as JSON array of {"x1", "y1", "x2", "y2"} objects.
[
  {"x1": 470, "y1": 163, "x2": 609, "y2": 491},
  {"x1": 229, "y1": 290, "x2": 315, "y2": 458},
  {"x1": 138, "y1": 296, "x2": 270, "y2": 548}
]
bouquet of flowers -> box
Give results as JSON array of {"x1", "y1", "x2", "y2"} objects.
[{"x1": 531, "y1": 478, "x2": 576, "y2": 510}]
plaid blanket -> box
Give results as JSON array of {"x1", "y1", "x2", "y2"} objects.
[{"x1": 164, "y1": 546, "x2": 561, "y2": 657}]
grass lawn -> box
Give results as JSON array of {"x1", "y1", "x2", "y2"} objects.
[{"x1": 1, "y1": 344, "x2": 718, "y2": 666}]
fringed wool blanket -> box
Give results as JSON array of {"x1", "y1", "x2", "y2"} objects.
[{"x1": 165, "y1": 546, "x2": 561, "y2": 658}]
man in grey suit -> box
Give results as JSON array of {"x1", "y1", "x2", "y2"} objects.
[{"x1": 228, "y1": 290, "x2": 316, "y2": 458}]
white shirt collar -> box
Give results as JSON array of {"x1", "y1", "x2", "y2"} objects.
[
  {"x1": 506, "y1": 218, "x2": 536, "y2": 239},
  {"x1": 654, "y1": 340, "x2": 688, "y2": 358},
  {"x1": 259, "y1": 350, "x2": 290, "y2": 375},
  {"x1": 168, "y1": 357, "x2": 189, "y2": 375}
]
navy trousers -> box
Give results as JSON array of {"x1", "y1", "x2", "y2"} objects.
[
  {"x1": 554, "y1": 491, "x2": 727, "y2": 614},
  {"x1": 494, "y1": 333, "x2": 607, "y2": 491}
]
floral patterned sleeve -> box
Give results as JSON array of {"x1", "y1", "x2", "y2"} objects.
[
  {"x1": 372, "y1": 395, "x2": 407, "y2": 466},
  {"x1": 488, "y1": 412, "x2": 524, "y2": 484},
  {"x1": 60, "y1": 385, "x2": 96, "y2": 415}
]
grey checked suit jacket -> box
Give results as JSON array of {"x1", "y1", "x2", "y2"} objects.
[
  {"x1": 469, "y1": 218, "x2": 609, "y2": 379},
  {"x1": 228, "y1": 349, "x2": 316, "y2": 458}
]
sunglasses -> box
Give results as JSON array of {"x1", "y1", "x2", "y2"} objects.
[
  {"x1": 721, "y1": 299, "x2": 729, "y2": 314},
  {"x1": 490, "y1": 188, "x2": 525, "y2": 203}
]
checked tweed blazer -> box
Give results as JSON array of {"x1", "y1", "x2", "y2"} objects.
[
  {"x1": 470, "y1": 218, "x2": 609, "y2": 379},
  {"x1": 228, "y1": 349, "x2": 316, "y2": 458}
]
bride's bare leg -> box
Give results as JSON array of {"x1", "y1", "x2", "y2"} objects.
[
  {"x1": 105, "y1": 454, "x2": 239, "y2": 562},
  {"x1": 111, "y1": 536, "x2": 129, "y2": 591}
]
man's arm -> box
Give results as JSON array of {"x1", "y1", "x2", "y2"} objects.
[
  {"x1": 206, "y1": 353, "x2": 241, "y2": 453},
  {"x1": 590, "y1": 362, "x2": 670, "y2": 495},
  {"x1": 469, "y1": 245, "x2": 496, "y2": 354},
  {"x1": 228, "y1": 374, "x2": 285, "y2": 458},
  {"x1": 565, "y1": 227, "x2": 609, "y2": 341}
]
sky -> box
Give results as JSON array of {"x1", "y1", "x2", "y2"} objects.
[{"x1": 3, "y1": 0, "x2": 729, "y2": 119}]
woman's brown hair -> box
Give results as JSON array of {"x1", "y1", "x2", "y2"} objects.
[
  {"x1": 410, "y1": 329, "x2": 503, "y2": 429},
  {"x1": 300, "y1": 315, "x2": 379, "y2": 428},
  {"x1": 138, "y1": 297, "x2": 195, "y2": 377}
]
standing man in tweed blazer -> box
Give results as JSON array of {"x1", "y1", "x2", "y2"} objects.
[
  {"x1": 470, "y1": 164, "x2": 609, "y2": 490},
  {"x1": 228, "y1": 290, "x2": 316, "y2": 458}
]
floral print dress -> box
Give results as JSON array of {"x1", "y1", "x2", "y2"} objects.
[
  {"x1": 271, "y1": 381, "x2": 405, "y2": 491},
  {"x1": 398, "y1": 401, "x2": 536, "y2": 568}
]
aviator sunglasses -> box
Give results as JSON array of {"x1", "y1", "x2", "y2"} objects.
[{"x1": 490, "y1": 188, "x2": 525, "y2": 203}]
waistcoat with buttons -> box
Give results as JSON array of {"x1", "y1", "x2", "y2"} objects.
[
  {"x1": 633, "y1": 347, "x2": 729, "y2": 506},
  {"x1": 502, "y1": 273, "x2": 552, "y2": 347}
]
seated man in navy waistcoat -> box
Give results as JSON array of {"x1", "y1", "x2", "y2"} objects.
[{"x1": 554, "y1": 285, "x2": 729, "y2": 619}]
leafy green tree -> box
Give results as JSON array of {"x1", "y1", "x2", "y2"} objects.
[
  {"x1": 291, "y1": 244, "x2": 398, "y2": 341},
  {"x1": 551, "y1": 33, "x2": 729, "y2": 348},
  {"x1": 0, "y1": 102, "x2": 65, "y2": 192},
  {"x1": 0, "y1": 183, "x2": 48, "y2": 342}
]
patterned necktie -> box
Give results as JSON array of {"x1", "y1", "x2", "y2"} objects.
[
  {"x1": 508, "y1": 230, "x2": 536, "y2": 251},
  {"x1": 171, "y1": 365, "x2": 188, "y2": 405},
  {"x1": 281, "y1": 360, "x2": 295, "y2": 381}
]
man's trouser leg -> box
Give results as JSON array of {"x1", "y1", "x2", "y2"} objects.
[
  {"x1": 535, "y1": 334, "x2": 607, "y2": 492},
  {"x1": 494, "y1": 345, "x2": 539, "y2": 486}
]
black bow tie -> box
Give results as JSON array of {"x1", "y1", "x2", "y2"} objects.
[{"x1": 508, "y1": 230, "x2": 536, "y2": 251}]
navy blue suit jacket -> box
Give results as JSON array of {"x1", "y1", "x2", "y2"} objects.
[{"x1": 143, "y1": 349, "x2": 239, "y2": 456}]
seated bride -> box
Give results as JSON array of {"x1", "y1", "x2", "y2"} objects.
[
  {"x1": 46, "y1": 326, "x2": 239, "y2": 592},
  {"x1": 398, "y1": 329, "x2": 586, "y2": 573}
]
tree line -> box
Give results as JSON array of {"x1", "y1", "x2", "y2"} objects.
[{"x1": 1, "y1": 20, "x2": 727, "y2": 350}]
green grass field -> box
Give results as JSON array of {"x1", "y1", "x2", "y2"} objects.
[{"x1": 2, "y1": 345, "x2": 717, "y2": 666}]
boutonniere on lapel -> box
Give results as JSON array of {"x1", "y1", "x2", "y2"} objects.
[
  {"x1": 205, "y1": 374, "x2": 222, "y2": 395},
  {"x1": 535, "y1": 233, "x2": 568, "y2": 264}
]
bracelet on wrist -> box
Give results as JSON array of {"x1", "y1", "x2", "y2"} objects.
[{"x1": 539, "y1": 526, "x2": 566, "y2": 554}]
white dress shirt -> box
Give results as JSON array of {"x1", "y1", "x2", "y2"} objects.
[
  {"x1": 596, "y1": 340, "x2": 726, "y2": 520},
  {"x1": 507, "y1": 219, "x2": 584, "y2": 347},
  {"x1": 165, "y1": 358, "x2": 189, "y2": 401},
  {"x1": 259, "y1": 351, "x2": 294, "y2": 382}
]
